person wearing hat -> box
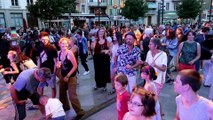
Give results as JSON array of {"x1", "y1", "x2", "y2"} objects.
[
  {"x1": 114, "y1": 32, "x2": 141, "y2": 93},
  {"x1": 9, "y1": 67, "x2": 52, "y2": 120}
]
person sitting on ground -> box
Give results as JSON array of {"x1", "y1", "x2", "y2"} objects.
[
  {"x1": 39, "y1": 95, "x2": 66, "y2": 120},
  {"x1": 174, "y1": 69, "x2": 213, "y2": 120},
  {"x1": 123, "y1": 86, "x2": 156, "y2": 120},
  {"x1": 114, "y1": 73, "x2": 130, "y2": 120}
]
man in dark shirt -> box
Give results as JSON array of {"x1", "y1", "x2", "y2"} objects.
[{"x1": 37, "y1": 32, "x2": 57, "y2": 98}]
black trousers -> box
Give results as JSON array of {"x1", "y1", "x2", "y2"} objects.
[{"x1": 80, "y1": 53, "x2": 89, "y2": 71}]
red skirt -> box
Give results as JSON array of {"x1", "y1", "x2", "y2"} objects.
[{"x1": 178, "y1": 62, "x2": 195, "y2": 71}]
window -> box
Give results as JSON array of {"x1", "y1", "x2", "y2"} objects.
[
  {"x1": 81, "y1": 4, "x2": 85, "y2": 13},
  {"x1": 89, "y1": 0, "x2": 93, "y2": 2},
  {"x1": 118, "y1": 0, "x2": 120, "y2": 6},
  {"x1": 10, "y1": 13, "x2": 23, "y2": 27},
  {"x1": 0, "y1": 13, "x2": 5, "y2": 27},
  {"x1": 110, "y1": 9, "x2": 113, "y2": 15},
  {"x1": 158, "y1": 3, "x2": 161, "y2": 10},
  {"x1": 27, "y1": 0, "x2": 33, "y2": 5},
  {"x1": 11, "y1": 0, "x2": 18, "y2": 6},
  {"x1": 166, "y1": 3, "x2": 169, "y2": 10},
  {"x1": 174, "y1": 3, "x2": 177, "y2": 10},
  {"x1": 110, "y1": 0, "x2": 113, "y2": 5}
]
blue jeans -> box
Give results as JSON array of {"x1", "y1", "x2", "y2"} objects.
[
  {"x1": 52, "y1": 115, "x2": 65, "y2": 120},
  {"x1": 195, "y1": 60, "x2": 200, "y2": 72}
]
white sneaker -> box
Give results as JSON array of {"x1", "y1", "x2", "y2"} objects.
[{"x1": 83, "y1": 71, "x2": 90, "y2": 75}]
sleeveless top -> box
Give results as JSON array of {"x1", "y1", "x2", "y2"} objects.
[
  {"x1": 59, "y1": 52, "x2": 76, "y2": 77},
  {"x1": 94, "y1": 39, "x2": 109, "y2": 54},
  {"x1": 176, "y1": 95, "x2": 210, "y2": 120},
  {"x1": 179, "y1": 41, "x2": 197, "y2": 64},
  {"x1": 9, "y1": 62, "x2": 22, "y2": 81}
]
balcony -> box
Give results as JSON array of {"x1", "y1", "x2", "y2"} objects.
[
  {"x1": 146, "y1": 10, "x2": 157, "y2": 15},
  {"x1": 88, "y1": 2, "x2": 107, "y2": 7},
  {"x1": 146, "y1": 0, "x2": 156, "y2": 1},
  {"x1": 147, "y1": 2, "x2": 157, "y2": 9}
]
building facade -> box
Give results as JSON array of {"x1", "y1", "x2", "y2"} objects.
[
  {"x1": 144, "y1": 0, "x2": 179, "y2": 25},
  {"x1": 0, "y1": 0, "x2": 37, "y2": 29}
]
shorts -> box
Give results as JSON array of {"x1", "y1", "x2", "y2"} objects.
[{"x1": 110, "y1": 62, "x2": 115, "y2": 76}]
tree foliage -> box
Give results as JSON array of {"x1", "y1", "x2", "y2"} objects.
[
  {"x1": 176, "y1": 0, "x2": 201, "y2": 19},
  {"x1": 121, "y1": 0, "x2": 148, "y2": 21},
  {"x1": 27, "y1": 0, "x2": 77, "y2": 20}
]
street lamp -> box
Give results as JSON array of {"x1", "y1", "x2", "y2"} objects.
[
  {"x1": 98, "y1": 0, "x2": 101, "y2": 26},
  {"x1": 161, "y1": 0, "x2": 164, "y2": 24},
  {"x1": 113, "y1": 4, "x2": 118, "y2": 26}
]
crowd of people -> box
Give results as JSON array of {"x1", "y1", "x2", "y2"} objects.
[{"x1": 0, "y1": 21, "x2": 213, "y2": 120}]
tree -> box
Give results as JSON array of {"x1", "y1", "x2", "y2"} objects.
[
  {"x1": 27, "y1": 0, "x2": 77, "y2": 21},
  {"x1": 176, "y1": 0, "x2": 201, "y2": 19},
  {"x1": 121, "y1": 0, "x2": 148, "y2": 21}
]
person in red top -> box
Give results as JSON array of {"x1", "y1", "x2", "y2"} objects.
[{"x1": 114, "y1": 73, "x2": 130, "y2": 120}]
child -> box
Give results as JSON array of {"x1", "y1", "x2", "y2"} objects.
[
  {"x1": 123, "y1": 87, "x2": 156, "y2": 120},
  {"x1": 2, "y1": 50, "x2": 21, "y2": 85},
  {"x1": 141, "y1": 65, "x2": 161, "y2": 120},
  {"x1": 114, "y1": 73, "x2": 130, "y2": 120},
  {"x1": 39, "y1": 95, "x2": 66, "y2": 120}
]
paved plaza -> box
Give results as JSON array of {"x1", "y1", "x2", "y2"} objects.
[{"x1": 0, "y1": 57, "x2": 210, "y2": 120}]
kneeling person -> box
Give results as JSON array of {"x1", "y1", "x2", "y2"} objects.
[{"x1": 10, "y1": 67, "x2": 52, "y2": 120}]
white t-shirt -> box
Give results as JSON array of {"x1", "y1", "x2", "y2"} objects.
[
  {"x1": 45, "y1": 98, "x2": 65, "y2": 118},
  {"x1": 176, "y1": 95, "x2": 210, "y2": 120},
  {"x1": 145, "y1": 51, "x2": 167, "y2": 84}
]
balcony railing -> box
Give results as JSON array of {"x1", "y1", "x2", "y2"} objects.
[
  {"x1": 172, "y1": 0, "x2": 180, "y2": 2},
  {"x1": 88, "y1": 2, "x2": 107, "y2": 7},
  {"x1": 146, "y1": 10, "x2": 157, "y2": 15}
]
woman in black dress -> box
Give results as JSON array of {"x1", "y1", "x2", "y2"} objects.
[{"x1": 92, "y1": 27, "x2": 111, "y2": 91}]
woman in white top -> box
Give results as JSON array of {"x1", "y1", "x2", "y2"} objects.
[
  {"x1": 18, "y1": 53, "x2": 37, "y2": 70},
  {"x1": 123, "y1": 87, "x2": 156, "y2": 120},
  {"x1": 141, "y1": 65, "x2": 161, "y2": 120},
  {"x1": 109, "y1": 31, "x2": 123, "y2": 94},
  {"x1": 145, "y1": 38, "x2": 167, "y2": 94}
]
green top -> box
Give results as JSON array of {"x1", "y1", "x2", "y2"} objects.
[{"x1": 179, "y1": 41, "x2": 197, "y2": 64}]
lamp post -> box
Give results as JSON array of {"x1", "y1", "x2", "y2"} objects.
[
  {"x1": 210, "y1": 0, "x2": 213, "y2": 21},
  {"x1": 161, "y1": 0, "x2": 164, "y2": 24},
  {"x1": 98, "y1": 0, "x2": 101, "y2": 26},
  {"x1": 198, "y1": 0, "x2": 204, "y2": 27},
  {"x1": 113, "y1": 4, "x2": 118, "y2": 26}
]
